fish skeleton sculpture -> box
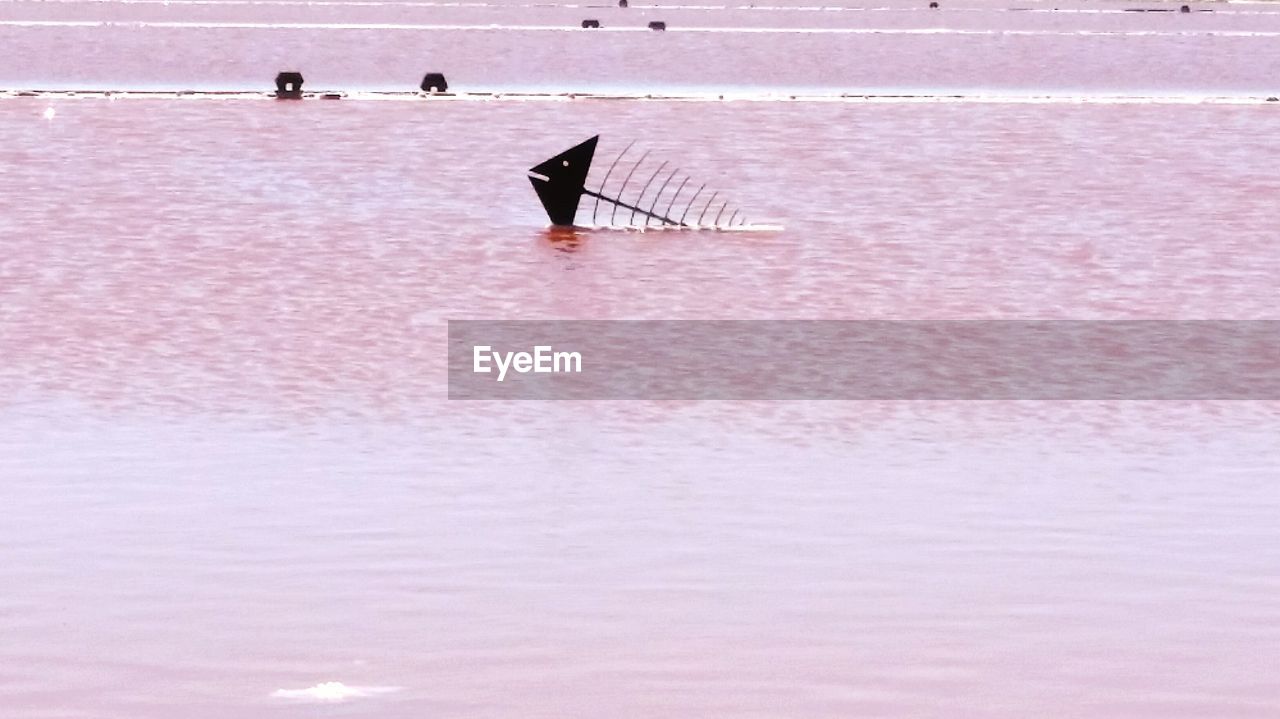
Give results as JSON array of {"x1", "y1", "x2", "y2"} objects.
[{"x1": 528, "y1": 135, "x2": 749, "y2": 230}]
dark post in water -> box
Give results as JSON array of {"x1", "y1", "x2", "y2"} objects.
[
  {"x1": 420, "y1": 73, "x2": 449, "y2": 93},
  {"x1": 275, "y1": 71, "x2": 304, "y2": 99}
]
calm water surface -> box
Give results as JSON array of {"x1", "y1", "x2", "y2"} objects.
[
  {"x1": 2, "y1": 12, "x2": 1280, "y2": 718},
  {"x1": 5, "y1": 0, "x2": 1280, "y2": 93}
]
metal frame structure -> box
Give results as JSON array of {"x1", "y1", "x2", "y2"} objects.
[{"x1": 528, "y1": 135, "x2": 747, "y2": 229}]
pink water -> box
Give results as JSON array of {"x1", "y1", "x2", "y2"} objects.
[
  {"x1": 3, "y1": 4, "x2": 1280, "y2": 718},
  {"x1": 5, "y1": 0, "x2": 1280, "y2": 93}
]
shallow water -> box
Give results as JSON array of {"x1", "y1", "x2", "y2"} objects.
[
  {"x1": 5, "y1": 0, "x2": 1280, "y2": 93},
  {"x1": 3, "y1": 4, "x2": 1280, "y2": 718}
]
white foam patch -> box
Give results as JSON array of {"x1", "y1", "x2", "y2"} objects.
[{"x1": 270, "y1": 681, "x2": 403, "y2": 703}]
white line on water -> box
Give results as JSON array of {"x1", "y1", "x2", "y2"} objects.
[
  {"x1": 4, "y1": 20, "x2": 1280, "y2": 35},
  {"x1": 2, "y1": 0, "x2": 1280, "y2": 14},
  {"x1": 5, "y1": 90, "x2": 1278, "y2": 104}
]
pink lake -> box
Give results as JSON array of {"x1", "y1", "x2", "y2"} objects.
[{"x1": 2, "y1": 3, "x2": 1279, "y2": 717}]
